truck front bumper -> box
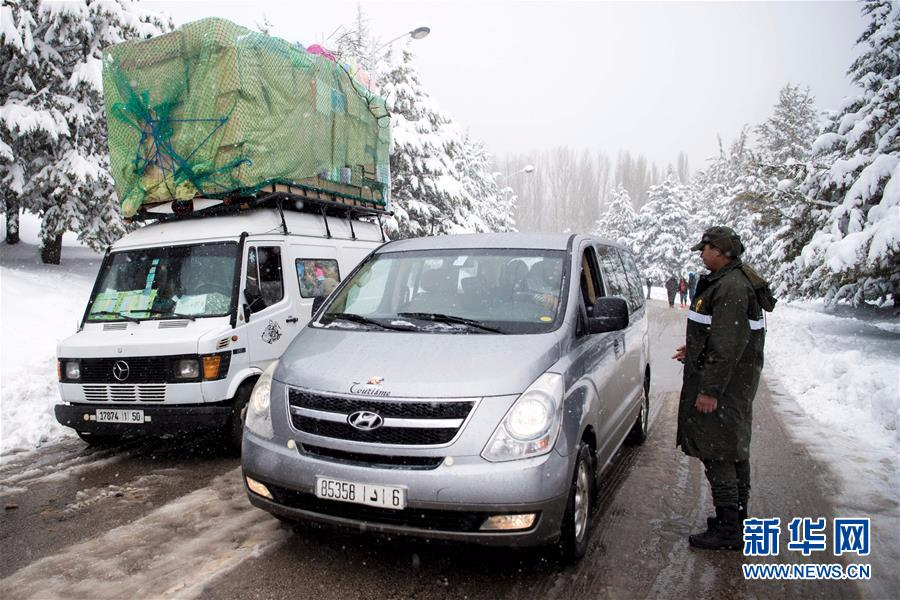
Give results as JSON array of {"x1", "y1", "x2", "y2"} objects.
[{"x1": 55, "y1": 402, "x2": 232, "y2": 435}]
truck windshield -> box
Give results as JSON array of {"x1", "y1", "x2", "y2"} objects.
[
  {"x1": 318, "y1": 249, "x2": 567, "y2": 335},
  {"x1": 86, "y1": 242, "x2": 239, "y2": 322}
]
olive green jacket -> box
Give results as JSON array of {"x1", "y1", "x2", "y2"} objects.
[{"x1": 676, "y1": 259, "x2": 766, "y2": 461}]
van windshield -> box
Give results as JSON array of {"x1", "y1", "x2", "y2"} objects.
[
  {"x1": 317, "y1": 249, "x2": 567, "y2": 334},
  {"x1": 86, "y1": 242, "x2": 239, "y2": 321}
]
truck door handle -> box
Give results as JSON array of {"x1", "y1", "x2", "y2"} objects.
[{"x1": 286, "y1": 316, "x2": 299, "y2": 324}]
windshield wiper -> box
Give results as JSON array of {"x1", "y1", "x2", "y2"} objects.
[
  {"x1": 324, "y1": 312, "x2": 413, "y2": 331},
  {"x1": 397, "y1": 312, "x2": 504, "y2": 334},
  {"x1": 144, "y1": 309, "x2": 197, "y2": 321},
  {"x1": 89, "y1": 310, "x2": 142, "y2": 323}
]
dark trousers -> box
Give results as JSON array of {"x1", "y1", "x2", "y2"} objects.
[{"x1": 702, "y1": 458, "x2": 751, "y2": 508}]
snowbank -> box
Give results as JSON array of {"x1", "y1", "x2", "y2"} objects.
[{"x1": 1, "y1": 212, "x2": 101, "y2": 455}]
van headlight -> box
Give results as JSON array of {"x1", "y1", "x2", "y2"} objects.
[
  {"x1": 482, "y1": 373, "x2": 564, "y2": 462},
  {"x1": 244, "y1": 360, "x2": 278, "y2": 440}
]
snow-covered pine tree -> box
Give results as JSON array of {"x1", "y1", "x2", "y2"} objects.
[
  {"x1": 1, "y1": 0, "x2": 170, "y2": 263},
  {"x1": 749, "y1": 84, "x2": 820, "y2": 280},
  {"x1": 635, "y1": 173, "x2": 693, "y2": 282},
  {"x1": 458, "y1": 134, "x2": 512, "y2": 233},
  {"x1": 378, "y1": 46, "x2": 476, "y2": 238},
  {"x1": 782, "y1": 0, "x2": 899, "y2": 306},
  {"x1": 592, "y1": 185, "x2": 637, "y2": 251}
]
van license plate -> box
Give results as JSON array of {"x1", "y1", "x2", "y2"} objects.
[
  {"x1": 95, "y1": 409, "x2": 144, "y2": 424},
  {"x1": 315, "y1": 477, "x2": 406, "y2": 510}
]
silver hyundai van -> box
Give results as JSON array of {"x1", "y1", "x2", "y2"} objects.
[{"x1": 242, "y1": 233, "x2": 650, "y2": 560}]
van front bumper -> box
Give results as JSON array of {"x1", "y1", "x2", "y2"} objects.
[
  {"x1": 241, "y1": 432, "x2": 573, "y2": 547},
  {"x1": 55, "y1": 402, "x2": 232, "y2": 434}
]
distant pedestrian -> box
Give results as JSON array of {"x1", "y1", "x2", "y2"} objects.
[
  {"x1": 678, "y1": 276, "x2": 688, "y2": 308},
  {"x1": 665, "y1": 275, "x2": 677, "y2": 307},
  {"x1": 688, "y1": 271, "x2": 698, "y2": 303},
  {"x1": 673, "y1": 226, "x2": 776, "y2": 551},
  {"x1": 646, "y1": 278, "x2": 652, "y2": 299}
]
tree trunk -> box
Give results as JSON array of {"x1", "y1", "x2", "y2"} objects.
[
  {"x1": 4, "y1": 200, "x2": 19, "y2": 245},
  {"x1": 40, "y1": 232, "x2": 63, "y2": 264}
]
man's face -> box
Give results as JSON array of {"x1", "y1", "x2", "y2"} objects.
[{"x1": 700, "y1": 243, "x2": 725, "y2": 271}]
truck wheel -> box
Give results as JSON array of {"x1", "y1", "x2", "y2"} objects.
[
  {"x1": 626, "y1": 376, "x2": 650, "y2": 446},
  {"x1": 223, "y1": 382, "x2": 254, "y2": 454},
  {"x1": 558, "y1": 442, "x2": 595, "y2": 563},
  {"x1": 75, "y1": 431, "x2": 118, "y2": 446}
]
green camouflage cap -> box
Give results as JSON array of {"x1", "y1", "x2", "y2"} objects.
[{"x1": 690, "y1": 226, "x2": 743, "y2": 257}]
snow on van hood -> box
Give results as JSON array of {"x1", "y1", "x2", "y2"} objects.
[{"x1": 276, "y1": 326, "x2": 563, "y2": 398}]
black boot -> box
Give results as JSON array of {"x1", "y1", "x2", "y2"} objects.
[
  {"x1": 690, "y1": 505, "x2": 741, "y2": 550},
  {"x1": 708, "y1": 504, "x2": 748, "y2": 528}
]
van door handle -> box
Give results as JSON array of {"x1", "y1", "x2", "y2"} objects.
[{"x1": 286, "y1": 316, "x2": 299, "y2": 324}]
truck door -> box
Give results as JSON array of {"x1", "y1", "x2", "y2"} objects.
[{"x1": 243, "y1": 244, "x2": 300, "y2": 370}]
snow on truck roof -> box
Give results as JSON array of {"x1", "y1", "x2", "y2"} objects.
[{"x1": 112, "y1": 208, "x2": 384, "y2": 250}]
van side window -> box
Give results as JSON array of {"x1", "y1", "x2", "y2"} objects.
[
  {"x1": 296, "y1": 258, "x2": 341, "y2": 299},
  {"x1": 245, "y1": 246, "x2": 284, "y2": 310},
  {"x1": 618, "y1": 249, "x2": 646, "y2": 310},
  {"x1": 580, "y1": 247, "x2": 602, "y2": 316},
  {"x1": 595, "y1": 245, "x2": 633, "y2": 311}
]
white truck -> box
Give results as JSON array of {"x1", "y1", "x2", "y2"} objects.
[{"x1": 55, "y1": 203, "x2": 384, "y2": 450}]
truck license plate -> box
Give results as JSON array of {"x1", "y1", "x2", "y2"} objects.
[
  {"x1": 95, "y1": 409, "x2": 144, "y2": 424},
  {"x1": 315, "y1": 477, "x2": 406, "y2": 510}
]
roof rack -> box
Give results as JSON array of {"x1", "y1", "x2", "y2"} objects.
[{"x1": 131, "y1": 182, "x2": 392, "y2": 241}]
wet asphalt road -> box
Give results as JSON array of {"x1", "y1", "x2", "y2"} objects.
[{"x1": 0, "y1": 302, "x2": 892, "y2": 599}]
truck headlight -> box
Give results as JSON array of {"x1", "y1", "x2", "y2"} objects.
[
  {"x1": 245, "y1": 360, "x2": 278, "y2": 439},
  {"x1": 482, "y1": 373, "x2": 564, "y2": 462},
  {"x1": 63, "y1": 360, "x2": 81, "y2": 381},
  {"x1": 175, "y1": 359, "x2": 200, "y2": 380}
]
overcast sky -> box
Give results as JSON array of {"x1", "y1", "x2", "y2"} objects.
[{"x1": 144, "y1": 0, "x2": 865, "y2": 171}]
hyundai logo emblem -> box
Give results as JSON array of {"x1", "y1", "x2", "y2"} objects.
[
  {"x1": 112, "y1": 360, "x2": 130, "y2": 382},
  {"x1": 347, "y1": 410, "x2": 384, "y2": 431}
]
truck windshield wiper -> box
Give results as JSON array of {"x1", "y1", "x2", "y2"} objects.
[
  {"x1": 89, "y1": 310, "x2": 142, "y2": 323},
  {"x1": 145, "y1": 309, "x2": 197, "y2": 321},
  {"x1": 324, "y1": 312, "x2": 412, "y2": 331},
  {"x1": 396, "y1": 312, "x2": 504, "y2": 334}
]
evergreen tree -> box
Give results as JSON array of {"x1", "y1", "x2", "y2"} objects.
[
  {"x1": 782, "y1": 0, "x2": 899, "y2": 305},
  {"x1": 378, "y1": 46, "x2": 475, "y2": 238},
  {"x1": 0, "y1": 0, "x2": 170, "y2": 262},
  {"x1": 635, "y1": 174, "x2": 693, "y2": 282},
  {"x1": 458, "y1": 134, "x2": 513, "y2": 232},
  {"x1": 592, "y1": 186, "x2": 636, "y2": 251}
]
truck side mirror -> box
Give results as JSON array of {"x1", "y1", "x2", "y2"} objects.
[
  {"x1": 242, "y1": 302, "x2": 252, "y2": 322},
  {"x1": 243, "y1": 288, "x2": 262, "y2": 312},
  {"x1": 588, "y1": 297, "x2": 629, "y2": 334}
]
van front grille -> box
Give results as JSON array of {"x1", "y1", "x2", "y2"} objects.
[
  {"x1": 83, "y1": 384, "x2": 166, "y2": 402},
  {"x1": 288, "y1": 389, "x2": 475, "y2": 446},
  {"x1": 299, "y1": 444, "x2": 444, "y2": 470}
]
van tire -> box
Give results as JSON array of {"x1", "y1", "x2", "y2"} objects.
[
  {"x1": 626, "y1": 377, "x2": 650, "y2": 446},
  {"x1": 223, "y1": 381, "x2": 254, "y2": 454},
  {"x1": 558, "y1": 442, "x2": 595, "y2": 563}
]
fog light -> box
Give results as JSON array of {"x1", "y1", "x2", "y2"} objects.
[
  {"x1": 479, "y1": 513, "x2": 537, "y2": 531},
  {"x1": 202, "y1": 354, "x2": 222, "y2": 380},
  {"x1": 245, "y1": 476, "x2": 274, "y2": 500}
]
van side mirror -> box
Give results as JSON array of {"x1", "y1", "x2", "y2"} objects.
[
  {"x1": 588, "y1": 297, "x2": 629, "y2": 333},
  {"x1": 311, "y1": 295, "x2": 326, "y2": 316}
]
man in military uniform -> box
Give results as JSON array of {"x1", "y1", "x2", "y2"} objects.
[{"x1": 673, "y1": 226, "x2": 775, "y2": 550}]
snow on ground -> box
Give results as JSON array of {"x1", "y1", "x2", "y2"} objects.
[{"x1": 1, "y1": 212, "x2": 102, "y2": 455}]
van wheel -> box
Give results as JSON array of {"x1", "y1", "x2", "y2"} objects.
[
  {"x1": 75, "y1": 431, "x2": 118, "y2": 446},
  {"x1": 223, "y1": 382, "x2": 254, "y2": 454},
  {"x1": 626, "y1": 378, "x2": 650, "y2": 446},
  {"x1": 559, "y1": 442, "x2": 595, "y2": 563}
]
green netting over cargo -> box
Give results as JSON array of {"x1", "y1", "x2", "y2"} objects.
[{"x1": 102, "y1": 17, "x2": 391, "y2": 218}]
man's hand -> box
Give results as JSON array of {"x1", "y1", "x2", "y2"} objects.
[
  {"x1": 536, "y1": 292, "x2": 558, "y2": 311},
  {"x1": 672, "y1": 345, "x2": 685, "y2": 362},
  {"x1": 694, "y1": 393, "x2": 718, "y2": 413}
]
